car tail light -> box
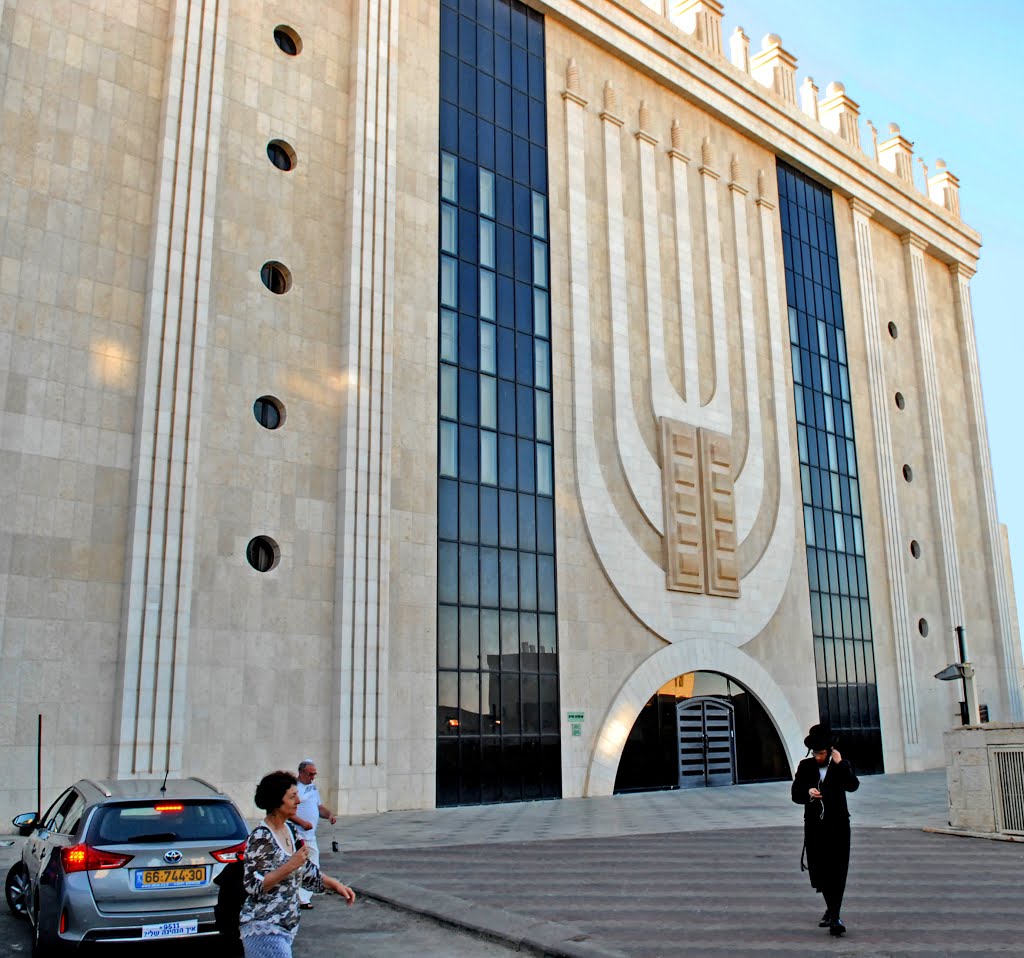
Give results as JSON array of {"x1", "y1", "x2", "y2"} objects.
[
  {"x1": 154, "y1": 803, "x2": 184, "y2": 813},
  {"x1": 61, "y1": 845, "x2": 133, "y2": 873},
  {"x1": 59, "y1": 910, "x2": 68, "y2": 934},
  {"x1": 211, "y1": 841, "x2": 246, "y2": 864}
]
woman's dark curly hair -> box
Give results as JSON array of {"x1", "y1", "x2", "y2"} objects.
[{"x1": 254, "y1": 770, "x2": 297, "y2": 812}]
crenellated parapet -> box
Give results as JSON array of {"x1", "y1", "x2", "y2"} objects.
[
  {"x1": 750, "y1": 34, "x2": 797, "y2": 105},
  {"x1": 878, "y1": 122, "x2": 915, "y2": 184},
  {"x1": 670, "y1": 0, "x2": 725, "y2": 56},
  {"x1": 656, "y1": 5, "x2": 964, "y2": 220}
]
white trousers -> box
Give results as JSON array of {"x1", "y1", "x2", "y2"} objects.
[{"x1": 297, "y1": 833, "x2": 319, "y2": 905}]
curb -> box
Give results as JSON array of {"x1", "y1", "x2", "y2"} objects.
[
  {"x1": 922, "y1": 825, "x2": 1024, "y2": 843},
  {"x1": 348, "y1": 872, "x2": 631, "y2": 958}
]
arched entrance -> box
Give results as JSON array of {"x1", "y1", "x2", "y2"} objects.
[{"x1": 613, "y1": 671, "x2": 790, "y2": 793}]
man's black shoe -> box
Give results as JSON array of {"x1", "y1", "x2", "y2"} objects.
[
  {"x1": 829, "y1": 918, "x2": 846, "y2": 936},
  {"x1": 818, "y1": 911, "x2": 832, "y2": 927}
]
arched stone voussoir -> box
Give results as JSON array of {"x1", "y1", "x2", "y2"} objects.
[{"x1": 584, "y1": 639, "x2": 803, "y2": 796}]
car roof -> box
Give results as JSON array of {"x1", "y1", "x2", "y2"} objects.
[{"x1": 74, "y1": 777, "x2": 230, "y2": 803}]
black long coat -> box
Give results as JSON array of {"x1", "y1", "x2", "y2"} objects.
[{"x1": 791, "y1": 756, "x2": 860, "y2": 901}]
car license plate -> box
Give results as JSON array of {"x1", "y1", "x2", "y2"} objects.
[
  {"x1": 134, "y1": 866, "x2": 208, "y2": 890},
  {"x1": 141, "y1": 919, "x2": 198, "y2": 939}
]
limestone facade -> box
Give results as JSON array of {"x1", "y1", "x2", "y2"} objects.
[{"x1": 0, "y1": 0, "x2": 1020, "y2": 818}]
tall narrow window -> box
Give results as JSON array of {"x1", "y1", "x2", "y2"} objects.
[
  {"x1": 777, "y1": 161, "x2": 883, "y2": 774},
  {"x1": 437, "y1": 0, "x2": 559, "y2": 806}
]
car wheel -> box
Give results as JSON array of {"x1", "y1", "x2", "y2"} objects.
[{"x1": 4, "y1": 863, "x2": 30, "y2": 918}]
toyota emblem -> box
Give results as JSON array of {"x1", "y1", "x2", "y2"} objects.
[{"x1": 164, "y1": 849, "x2": 183, "y2": 864}]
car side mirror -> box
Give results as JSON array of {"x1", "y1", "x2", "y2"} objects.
[{"x1": 12, "y1": 812, "x2": 38, "y2": 836}]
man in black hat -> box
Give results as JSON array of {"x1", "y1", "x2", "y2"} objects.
[{"x1": 791, "y1": 722, "x2": 860, "y2": 936}]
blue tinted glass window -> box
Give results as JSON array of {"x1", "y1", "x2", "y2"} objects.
[
  {"x1": 437, "y1": 0, "x2": 559, "y2": 806},
  {"x1": 777, "y1": 160, "x2": 881, "y2": 774}
]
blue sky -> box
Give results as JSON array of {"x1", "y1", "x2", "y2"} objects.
[{"x1": 716, "y1": 0, "x2": 1024, "y2": 657}]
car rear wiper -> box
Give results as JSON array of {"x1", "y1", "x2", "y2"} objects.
[{"x1": 120, "y1": 832, "x2": 179, "y2": 843}]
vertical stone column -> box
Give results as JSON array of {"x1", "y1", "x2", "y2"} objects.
[
  {"x1": 850, "y1": 200, "x2": 919, "y2": 748},
  {"x1": 949, "y1": 265, "x2": 1024, "y2": 719},
  {"x1": 116, "y1": 0, "x2": 229, "y2": 776},
  {"x1": 699, "y1": 138, "x2": 731, "y2": 432},
  {"x1": 727, "y1": 158, "x2": 762, "y2": 541},
  {"x1": 669, "y1": 122, "x2": 699, "y2": 405},
  {"x1": 799, "y1": 77, "x2": 819, "y2": 120},
  {"x1": 332, "y1": 0, "x2": 399, "y2": 812},
  {"x1": 903, "y1": 234, "x2": 965, "y2": 642},
  {"x1": 602, "y1": 84, "x2": 664, "y2": 532}
]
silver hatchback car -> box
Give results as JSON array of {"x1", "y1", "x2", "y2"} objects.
[{"x1": 5, "y1": 777, "x2": 248, "y2": 953}]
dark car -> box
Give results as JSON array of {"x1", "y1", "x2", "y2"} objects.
[{"x1": 5, "y1": 777, "x2": 248, "y2": 953}]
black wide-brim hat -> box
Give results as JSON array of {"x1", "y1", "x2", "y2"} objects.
[{"x1": 804, "y1": 722, "x2": 836, "y2": 751}]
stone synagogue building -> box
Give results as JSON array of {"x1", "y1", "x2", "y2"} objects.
[{"x1": 1, "y1": 0, "x2": 1021, "y2": 816}]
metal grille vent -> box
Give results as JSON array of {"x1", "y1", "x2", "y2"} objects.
[{"x1": 992, "y1": 747, "x2": 1024, "y2": 835}]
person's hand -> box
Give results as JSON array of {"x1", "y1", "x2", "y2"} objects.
[
  {"x1": 294, "y1": 817, "x2": 314, "y2": 831},
  {"x1": 324, "y1": 876, "x2": 356, "y2": 904},
  {"x1": 831, "y1": 747, "x2": 842, "y2": 763},
  {"x1": 287, "y1": 844, "x2": 310, "y2": 874},
  {"x1": 328, "y1": 814, "x2": 337, "y2": 825},
  {"x1": 809, "y1": 787, "x2": 822, "y2": 799}
]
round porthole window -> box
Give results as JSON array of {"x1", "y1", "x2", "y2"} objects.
[
  {"x1": 910, "y1": 539, "x2": 921, "y2": 559},
  {"x1": 902, "y1": 464, "x2": 913, "y2": 482},
  {"x1": 247, "y1": 536, "x2": 280, "y2": 573},
  {"x1": 253, "y1": 396, "x2": 284, "y2": 430},
  {"x1": 267, "y1": 140, "x2": 296, "y2": 171},
  {"x1": 273, "y1": 26, "x2": 302, "y2": 56},
  {"x1": 887, "y1": 321, "x2": 899, "y2": 339},
  {"x1": 918, "y1": 617, "x2": 929, "y2": 637},
  {"x1": 895, "y1": 392, "x2": 905, "y2": 410},
  {"x1": 261, "y1": 261, "x2": 291, "y2": 295}
]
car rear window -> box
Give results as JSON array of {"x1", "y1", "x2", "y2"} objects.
[{"x1": 88, "y1": 800, "x2": 247, "y2": 845}]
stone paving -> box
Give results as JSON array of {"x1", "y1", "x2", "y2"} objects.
[{"x1": 5, "y1": 770, "x2": 1024, "y2": 957}]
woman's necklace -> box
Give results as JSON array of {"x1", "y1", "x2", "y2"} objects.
[{"x1": 264, "y1": 817, "x2": 293, "y2": 852}]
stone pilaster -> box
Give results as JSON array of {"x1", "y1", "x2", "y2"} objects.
[
  {"x1": 902, "y1": 234, "x2": 964, "y2": 643},
  {"x1": 116, "y1": 0, "x2": 229, "y2": 778},
  {"x1": 949, "y1": 265, "x2": 1024, "y2": 719},
  {"x1": 332, "y1": 0, "x2": 400, "y2": 813},
  {"x1": 849, "y1": 199, "x2": 919, "y2": 748}
]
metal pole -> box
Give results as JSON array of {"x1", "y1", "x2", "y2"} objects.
[{"x1": 954, "y1": 626, "x2": 981, "y2": 725}]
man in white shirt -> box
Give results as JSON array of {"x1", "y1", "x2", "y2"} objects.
[{"x1": 288, "y1": 759, "x2": 337, "y2": 909}]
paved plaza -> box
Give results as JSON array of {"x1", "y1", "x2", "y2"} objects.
[{"x1": 3, "y1": 770, "x2": 1024, "y2": 957}]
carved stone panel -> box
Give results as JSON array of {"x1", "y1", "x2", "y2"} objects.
[
  {"x1": 660, "y1": 418, "x2": 704, "y2": 593},
  {"x1": 700, "y1": 429, "x2": 739, "y2": 596}
]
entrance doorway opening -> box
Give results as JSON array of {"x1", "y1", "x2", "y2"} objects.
[{"x1": 613, "y1": 670, "x2": 790, "y2": 793}]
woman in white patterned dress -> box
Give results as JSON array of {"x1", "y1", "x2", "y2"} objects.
[{"x1": 239, "y1": 770, "x2": 355, "y2": 958}]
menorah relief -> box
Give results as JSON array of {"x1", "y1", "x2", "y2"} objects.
[{"x1": 562, "y1": 61, "x2": 796, "y2": 648}]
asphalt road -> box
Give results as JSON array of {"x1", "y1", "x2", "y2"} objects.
[{"x1": 0, "y1": 872, "x2": 520, "y2": 958}]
